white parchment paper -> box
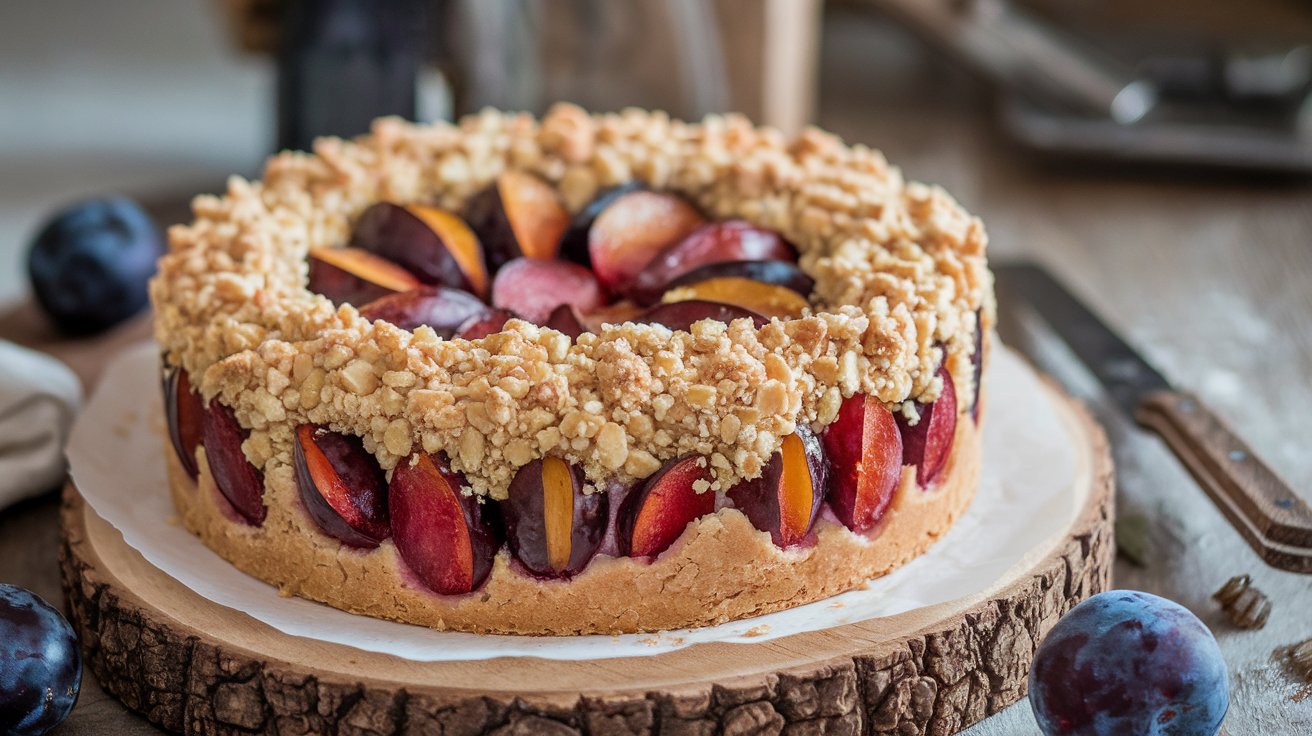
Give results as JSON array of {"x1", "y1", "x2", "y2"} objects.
[{"x1": 67, "y1": 341, "x2": 1079, "y2": 661}]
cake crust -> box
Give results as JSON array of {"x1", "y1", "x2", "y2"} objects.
[{"x1": 168, "y1": 393, "x2": 982, "y2": 635}]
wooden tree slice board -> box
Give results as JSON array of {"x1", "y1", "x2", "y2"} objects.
[{"x1": 58, "y1": 380, "x2": 1113, "y2": 736}]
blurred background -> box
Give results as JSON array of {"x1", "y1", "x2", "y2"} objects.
[{"x1": 6, "y1": 0, "x2": 1312, "y2": 307}]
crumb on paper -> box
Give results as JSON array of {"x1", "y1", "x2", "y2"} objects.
[
  {"x1": 829, "y1": 601, "x2": 845, "y2": 608},
  {"x1": 637, "y1": 632, "x2": 683, "y2": 646},
  {"x1": 742, "y1": 625, "x2": 771, "y2": 637}
]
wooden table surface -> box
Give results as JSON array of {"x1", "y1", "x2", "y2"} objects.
[{"x1": 3, "y1": 5, "x2": 1312, "y2": 734}]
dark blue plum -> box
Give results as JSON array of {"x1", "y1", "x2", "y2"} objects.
[
  {"x1": 0, "y1": 584, "x2": 82, "y2": 736},
  {"x1": 27, "y1": 196, "x2": 162, "y2": 335},
  {"x1": 1030, "y1": 590, "x2": 1228, "y2": 736}
]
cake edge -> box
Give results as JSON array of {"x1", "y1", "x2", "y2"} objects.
[{"x1": 165, "y1": 385, "x2": 983, "y2": 636}]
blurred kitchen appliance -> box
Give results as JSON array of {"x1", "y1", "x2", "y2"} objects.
[
  {"x1": 446, "y1": 0, "x2": 823, "y2": 136},
  {"x1": 277, "y1": 0, "x2": 422, "y2": 152},
  {"x1": 872, "y1": 0, "x2": 1312, "y2": 173},
  {"x1": 224, "y1": 0, "x2": 823, "y2": 144}
]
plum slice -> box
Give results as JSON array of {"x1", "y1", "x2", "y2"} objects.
[
  {"x1": 350, "y1": 202, "x2": 488, "y2": 298},
  {"x1": 635, "y1": 300, "x2": 769, "y2": 333},
  {"x1": 627, "y1": 221, "x2": 797, "y2": 304},
  {"x1": 292, "y1": 424, "x2": 389, "y2": 548},
  {"x1": 970, "y1": 310, "x2": 983, "y2": 422},
  {"x1": 465, "y1": 170, "x2": 570, "y2": 274},
  {"x1": 544, "y1": 304, "x2": 586, "y2": 340},
  {"x1": 358, "y1": 285, "x2": 494, "y2": 338},
  {"x1": 454, "y1": 308, "x2": 516, "y2": 340},
  {"x1": 500, "y1": 457, "x2": 608, "y2": 578},
  {"x1": 619, "y1": 456, "x2": 716, "y2": 558},
  {"x1": 491, "y1": 257, "x2": 607, "y2": 325},
  {"x1": 201, "y1": 399, "x2": 266, "y2": 525},
  {"x1": 588, "y1": 191, "x2": 706, "y2": 295},
  {"x1": 389, "y1": 453, "x2": 502, "y2": 595},
  {"x1": 665, "y1": 260, "x2": 814, "y2": 298},
  {"x1": 308, "y1": 246, "x2": 421, "y2": 307},
  {"x1": 578, "y1": 301, "x2": 644, "y2": 333},
  {"x1": 557, "y1": 181, "x2": 642, "y2": 266},
  {"x1": 822, "y1": 394, "x2": 903, "y2": 532},
  {"x1": 895, "y1": 366, "x2": 958, "y2": 488},
  {"x1": 660, "y1": 277, "x2": 810, "y2": 321},
  {"x1": 726, "y1": 426, "x2": 826, "y2": 548},
  {"x1": 405, "y1": 204, "x2": 490, "y2": 298},
  {"x1": 164, "y1": 366, "x2": 204, "y2": 480}
]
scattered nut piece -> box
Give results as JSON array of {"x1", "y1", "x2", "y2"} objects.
[
  {"x1": 340, "y1": 359, "x2": 378, "y2": 396},
  {"x1": 1213, "y1": 574, "x2": 1271, "y2": 630}
]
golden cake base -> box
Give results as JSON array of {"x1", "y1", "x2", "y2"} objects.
[{"x1": 167, "y1": 392, "x2": 982, "y2": 636}]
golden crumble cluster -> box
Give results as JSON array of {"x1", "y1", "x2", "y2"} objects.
[{"x1": 150, "y1": 104, "x2": 991, "y2": 499}]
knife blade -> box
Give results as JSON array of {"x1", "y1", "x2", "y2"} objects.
[{"x1": 995, "y1": 262, "x2": 1312, "y2": 572}]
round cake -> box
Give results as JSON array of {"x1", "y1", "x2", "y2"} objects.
[{"x1": 151, "y1": 104, "x2": 993, "y2": 635}]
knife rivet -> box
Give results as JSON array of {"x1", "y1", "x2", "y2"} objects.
[
  {"x1": 1229, "y1": 450, "x2": 1247, "y2": 462},
  {"x1": 1180, "y1": 399, "x2": 1197, "y2": 413}
]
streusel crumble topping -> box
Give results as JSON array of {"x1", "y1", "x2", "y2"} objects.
[{"x1": 151, "y1": 104, "x2": 990, "y2": 498}]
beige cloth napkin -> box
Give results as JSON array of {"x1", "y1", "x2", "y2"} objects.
[{"x1": 0, "y1": 340, "x2": 81, "y2": 509}]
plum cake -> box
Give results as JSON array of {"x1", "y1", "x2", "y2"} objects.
[{"x1": 152, "y1": 104, "x2": 993, "y2": 635}]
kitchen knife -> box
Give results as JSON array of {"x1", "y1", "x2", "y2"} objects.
[{"x1": 995, "y1": 262, "x2": 1312, "y2": 572}]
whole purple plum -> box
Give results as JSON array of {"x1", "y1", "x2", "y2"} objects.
[
  {"x1": 0, "y1": 584, "x2": 82, "y2": 736},
  {"x1": 1030, "y1": 590, "x2": 1228, "y2": 736},
  {"x1": 27, "y1": 196, "x2": 161, "y2": 335}
]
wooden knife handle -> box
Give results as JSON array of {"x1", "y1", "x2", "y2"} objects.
[{"x1": 1137, "y1": 390, "x2": 1312, "y2": 571}]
